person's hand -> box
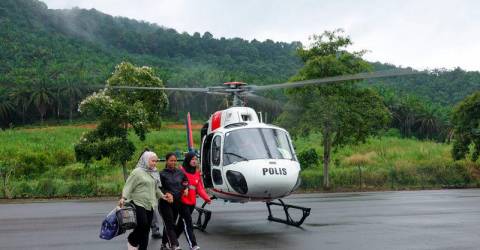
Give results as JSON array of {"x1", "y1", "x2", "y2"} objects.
[
  {"x1": 183, "y1": 188, "x2": 189, "y2": 197},
  {"x1": 163, "y1": 193, "x2": 173, "y2": 203},
  {"x1": 118, "y1": 197, "x2": 125, "y2": 208}
]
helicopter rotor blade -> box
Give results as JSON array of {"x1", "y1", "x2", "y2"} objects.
[
  {"x1": 250, "y1": 69, "x2": 419, "y2": 91},
  {"x1": 104, "y1": 85, "x2": 211, "y2": 93},
  {"x1": 87, "y1": 85, "x2": 236, "y2": 95},
  {"x1": 245, "y1": 93, "x2": 283, "y2": 109},
  {"x1": 245, "y1": 93, "x2": 301, "y2": 112}
]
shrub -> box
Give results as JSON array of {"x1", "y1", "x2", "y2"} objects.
[
  {"x1": 298, "y1": 148, "x2": 320, "y2": 170},
  {"x1": 53, "y1": 150, "x2": 75, "y2": 166},
  {"x1": 61, "y1": 163, "x2": 87, "y2": 180},
  {"x1": 330, "y1": 167, "x2": 357, "y2": 187},
  {"x1": 300, "y1": 169, "x2": 323, "y2": 189},
  {"x1": 363, "y1": 168, "x2": 389, "y2": 187},
  {"x1": 15, "y1": 152, "x2": 51, "y2": 177},
  {"x1": 97, "y1": 182, "x2": 122, "y2": 196},
  {"x1": 392, "y1": 161, "x2": 418, "y2": 186},
  {"x1": 12, "y1": 180, "x2": 34, "y2": 198},
  {"x1": 68, "y1": 181, "x2": 95, "y2": 196},
  {"x1": 36, "y1": 178, "x2": 56, "y2": 197},
  {"x1": 54, "y1": 179, "x2": 70, "y2": 197}
]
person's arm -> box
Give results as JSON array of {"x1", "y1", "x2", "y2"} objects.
[
  {"x1": 196, "y1": 173, "x2": 212, "y2": 203},
  {"x1": 181, "y1": 172, "x2": 189, "y2": 196},
  {"x1": 159, "y1": 171, "x2": 174, "y2": 202},
  {"x1": 155, "y1": 186, "x2": 165, "y2": 199},
  {"x1": 119, "y1": 170, "x2": 138, "y2": 207},
  {"x1": 160, "y1": 171, "x2": 170, "y2": 194}
]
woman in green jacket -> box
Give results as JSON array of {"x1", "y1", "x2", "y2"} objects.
[{"x1": 119, "y1": 151, "x2": 173, "y2": 250}]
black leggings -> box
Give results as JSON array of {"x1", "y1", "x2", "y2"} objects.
[
  {"x1": 175, "y1": 204, "x2": 197, "y2": 248},
  {"x1": 159, "y1": 200, "x2": 197, "y2": 247},
  {"x1": 159, "y1": 199, "x2": 180, "y2": 247},
  {"x1": 127, "y1": 203, "x2": 153, "y2": 250}
]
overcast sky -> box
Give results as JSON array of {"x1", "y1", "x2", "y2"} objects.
[{"x1": 42, "y1": 0, "x2": 480, "y2": 71}]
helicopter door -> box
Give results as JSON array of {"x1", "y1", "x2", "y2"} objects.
[
  {"x1": 201, "y1": 133, "x2": 214, "y2": 188},
  {"x1": 211, "y1": 134, "x2": 224, "y2": 186}
]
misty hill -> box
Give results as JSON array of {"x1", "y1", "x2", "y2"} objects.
[
  {"x1": 0, "y1": 0, "x2": 302, "y2": 87},
  {"x1": 1, "y1": 0, "x2": 480, "y2": 108}
]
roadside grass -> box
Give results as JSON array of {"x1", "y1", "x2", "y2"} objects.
[
  {"x1": 0, "y1": 125, "x2": 199, "y2": 198},
  {"x1": 296, "y1": 134, "x2": 480, "y2": 191},
  {"x1": 1, "y1": 125, "x2": 479, "y2": 198}
]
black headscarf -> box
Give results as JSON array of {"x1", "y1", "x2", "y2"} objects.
[{"x1": 182, "y1": 152, "x2": 197, "y2": 174}]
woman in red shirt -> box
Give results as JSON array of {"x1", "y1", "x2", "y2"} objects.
[{"x1": 175, "y1": 152, "x2": 211, "y2": 250}]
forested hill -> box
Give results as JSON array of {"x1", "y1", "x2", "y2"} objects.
[
  {"x1": 0, "y1": 0, "x2": 302, "y2": 87},
  {"x1": 370, "y1": 62, "x2": 480, "y2": 106},
  {"x1": 1, "y1": 0, "x2": 480, "y2": 109}
]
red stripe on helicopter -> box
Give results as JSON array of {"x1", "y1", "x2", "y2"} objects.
[
  {"x1": 186, "y1": 112, "x2": 194, "y2": 150},
  {"x1": 211, "y1": 111, "x2": 222, "y2": 132},
  {"x1": 211, "y1": 188, "x2": 272, "y2": 201}
]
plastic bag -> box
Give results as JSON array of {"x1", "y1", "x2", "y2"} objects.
[{"x1": 99, "y1": 208, "x2": 120, "y2": 240}]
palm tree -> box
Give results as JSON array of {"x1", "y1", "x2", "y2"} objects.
[
  {"x1": 30, "y1": 83, "x2": 54, "y2": 125},
  {"x1": 415, "y1": 108, "x2": 441, "y2": 140},
  {"x1": 62, "y1": 82, "x2": 83, "y2": 123},
  {"x1": 0, "y1": 90, "x2": 15, "y2": 127},
  {"x1": 10, "y1": 87, "x2": 32, "y2": 124},
  {"x1": 51, "y1": 84, "x2": 63, "y2": 123}
]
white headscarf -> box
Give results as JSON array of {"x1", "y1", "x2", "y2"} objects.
[{"x1": 136, "y1": 151, "x2": 161, "y2": 186}]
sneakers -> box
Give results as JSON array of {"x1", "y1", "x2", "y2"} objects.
[
  {"x1": 127, "y1": 242, "x2": 138, "y2": 250},
  {"x1": 172, "y1": 246, "x2": 182, "y2": 250},
  {"x1": 191, "y1": 246, "x2": 201, "y2": 250},
  {"x1": 160, "y1": 244, "x2": 170, "y2": 250},
  {"x1": 151, "y1": 230, "x2": 162, "y2": 239}
]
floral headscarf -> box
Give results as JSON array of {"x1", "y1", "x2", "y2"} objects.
[{"x1": 136, "y1": 151, "x2": 161, "y2": 186}]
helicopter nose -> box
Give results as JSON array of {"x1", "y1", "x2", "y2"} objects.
[{"x1": 244, "y1": 160, "x2": 300, "y2": 198}]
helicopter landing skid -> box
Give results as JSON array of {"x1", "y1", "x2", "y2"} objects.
[
  {"x1": 266, "y1": 199, "x2": 311, "y2": 227},
  {"x1": 193, "y1": 198, "x2": 215, "y2": 231}
]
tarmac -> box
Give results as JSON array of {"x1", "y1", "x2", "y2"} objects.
[{"x1": 1, "y1": 189, "x2": 480, "y2": 250}]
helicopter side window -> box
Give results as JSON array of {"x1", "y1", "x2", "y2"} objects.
[{"x1": 212, "y1": 135, "x2": 221, "y2": 166}]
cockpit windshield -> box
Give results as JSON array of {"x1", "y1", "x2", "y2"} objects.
[{"x1": 223, "y1": 128, "x2": 295, "y2": 166}]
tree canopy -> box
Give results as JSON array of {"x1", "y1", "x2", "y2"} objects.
[
  {"x1": 74, "y1": 62, "x2": 168, "y2": 179},
  {"x1": 278, "y1": 29, "x2": 391, "y2": 189},
  {"x1": 451, "y1": 91, "x2": 480, "y2": 162}
]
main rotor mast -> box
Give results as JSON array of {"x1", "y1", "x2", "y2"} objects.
[{"x1": 224, "y1": 82, "x2": 247, "y2": 107}]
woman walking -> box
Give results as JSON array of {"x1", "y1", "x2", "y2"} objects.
[
  {"x1": 119, "y1": 151, "x2": 172, "y2": 250},
  {"x1": 159, "y1": 152, "x2": 188, "y2": 250},
  {"x1": 175, "y1": 152, "x2": 212, "y2": 250}
]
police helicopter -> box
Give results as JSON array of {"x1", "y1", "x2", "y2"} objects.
[{"x1": 106, "y1": 69, "x2": 416, "y2": 229}]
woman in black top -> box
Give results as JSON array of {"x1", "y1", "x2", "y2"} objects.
[{"x1": 159, "y1": 152, "x2": 188, "y2": 250}]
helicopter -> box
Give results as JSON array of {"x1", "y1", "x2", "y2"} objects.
[{"x1": 106, "y1": 69, "x2": 417, "y2": 229}]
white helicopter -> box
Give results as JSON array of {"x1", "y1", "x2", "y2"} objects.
[{"x1": 108, "y1": 70, "x2": 416, "y2": 229}]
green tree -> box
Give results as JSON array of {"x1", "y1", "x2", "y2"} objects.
[
  {"x1": 74, "y1": 62, "x2": 168, "y2": 180},
  {"x1": 9, "y1": 87, "x2": 32, "y2": 125},
  {"x1": 30, "y1": 82, "x2": 54, "y2": 125},
  {"x1": 451, "y1": 91, "x2": 480, "y2": 161},
  {"x1": 278, "y1": 29, "x2": 390, "y2": 189},
  {"x1": 61, "y1": 82, "x2": 84, "y2": 123},
  {"x1": 0, "y1": 89, "x2": 15, "y2": 126}
]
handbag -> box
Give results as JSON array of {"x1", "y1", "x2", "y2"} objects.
[{"x1": 116, "y1": 202, "x2": 137, "y2": 234}]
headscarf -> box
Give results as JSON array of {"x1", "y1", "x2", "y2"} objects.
[
  {"x1": 182, "y1": 152, "x2": 197, "y2": 174},
  {"x1": 136, "y1": 151, "x2": 161, "y2": 186}
]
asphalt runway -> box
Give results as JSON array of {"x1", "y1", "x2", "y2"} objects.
[{"x1": 1, "y1": 189, "x2": 480, "y2": 250}]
